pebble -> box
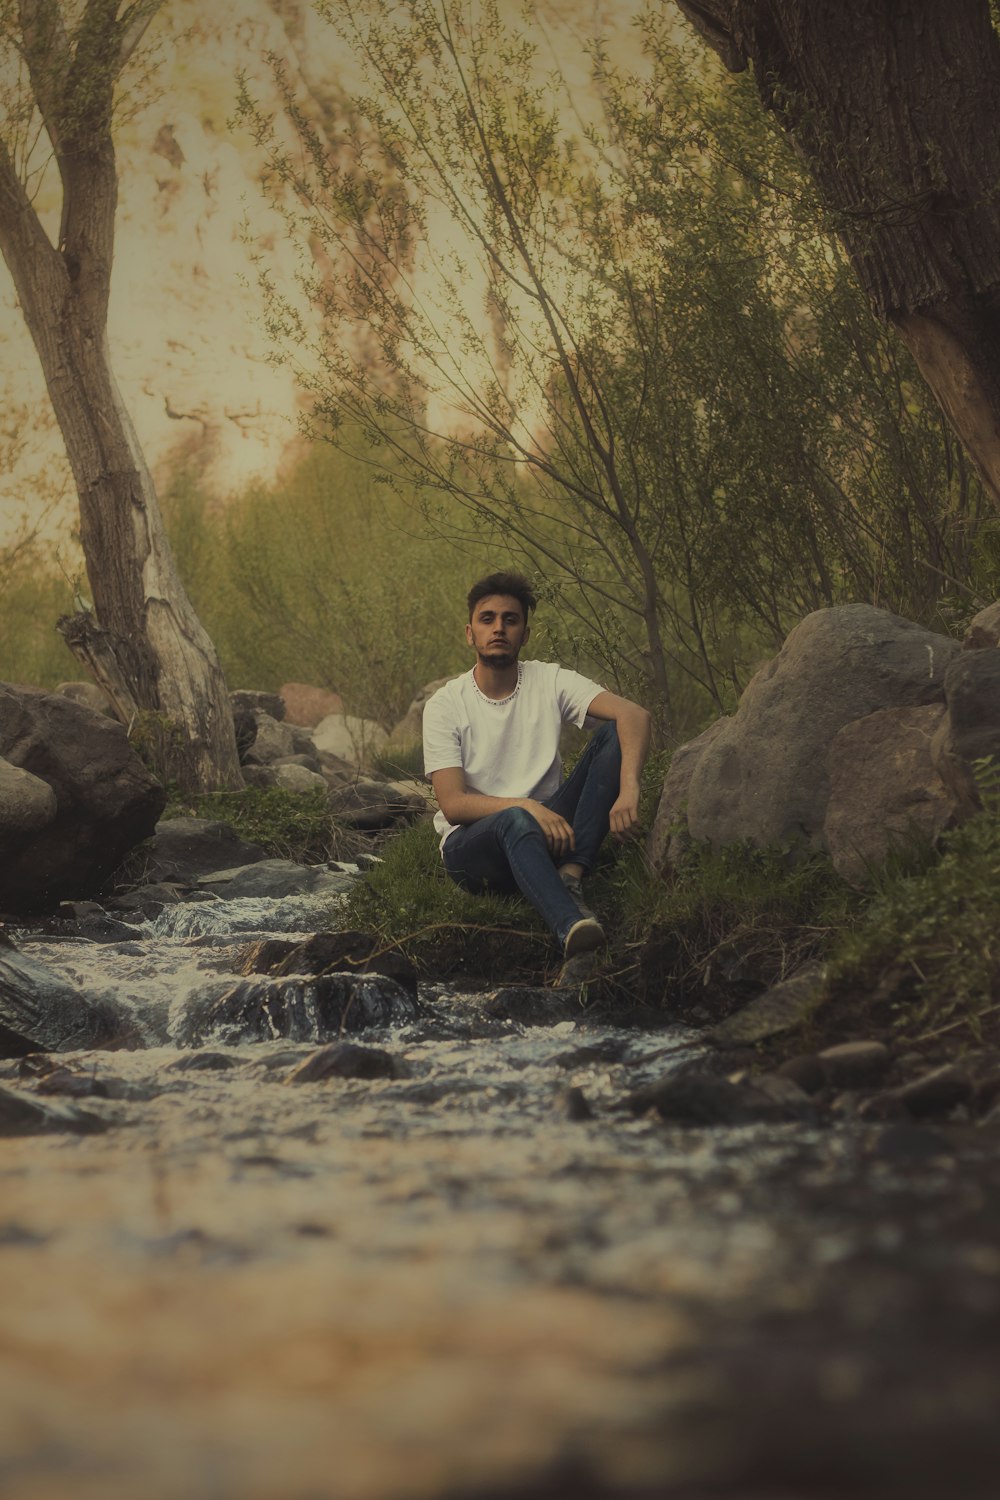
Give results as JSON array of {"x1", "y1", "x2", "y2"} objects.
[
  {"x1": 818, "y1": 1040, "x2": 892, "y2": 1089},
  {"x1": 285, "y1": 1041, "x2": 404, "y2": 1084}
]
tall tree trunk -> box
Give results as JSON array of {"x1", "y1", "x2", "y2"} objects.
[
  {"x1": 674, "y1": 0, "x2": 1000, "y2": 510},
  {"x1": 0, "y1": 0, "x2": 241, "y2": 790}
]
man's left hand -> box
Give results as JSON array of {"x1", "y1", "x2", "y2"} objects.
[{"x1": 609, "y1": 788, "x2": 641, "y2": 841}]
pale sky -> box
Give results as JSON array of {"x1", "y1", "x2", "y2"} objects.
[{"x1": 0, "y1": 0, "x2": 651, "y2": 550}]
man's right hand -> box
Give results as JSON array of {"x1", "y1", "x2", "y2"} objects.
[{"x1": 521, "y1": 799, "x2": 575, "y2": 858}]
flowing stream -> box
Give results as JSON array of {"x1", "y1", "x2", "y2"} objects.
[{"x1": 1, "y1": 884, "x2": 999, "y2": 1500}]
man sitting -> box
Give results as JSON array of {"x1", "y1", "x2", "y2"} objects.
[{"x1": 422, "y1": 571, "x2": 652, "y2": 959}]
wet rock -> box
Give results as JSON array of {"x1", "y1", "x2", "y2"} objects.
[
  {"x1": 560, "y1": 1085, "x2": 594, "y2": 1121},
  {"x1": 818, "y1": 1041, "x2": 893, "y2": 1089},
  {"x1": 552, "y1": 951, "x2": 602, "y2": 991},
  {"x1": 175, "y1": 972, "x2": 422, "y2": 1047},
  {"x1": 196, "y1": 860, "x2": 356, "y2": 901},
  {"x1": 896, "y1": 1064, "x2": 973, "y2": 1118},
  {"x1": 855, "y1": 1091, "x2": 911, "y2": 1123},
  {"x1": 0, "y1": 935, "x2": 140, "y2": 1055},
  {"x1": 479, "y1": 986, "x2": 587, "y2": 1026},
  {"x1": 775, "y1": 1054, "x2": 827, "y2": 1095},
  {"x1": 753, "y1": 1072, "x2": 818, "y2": 1120},
  {"x1": 141, "y1": 817, "x2": 268, "y2": 884},
  {"x1": 167, "y1": 1052, "x2": 243, "y2": 1072},
  {"x1": 56, "y1": 910, "x2": 139, "y2": 943},
  {"x1": 708, "y1": 965, "x2": 825, "y2": 1046},
  {"x1": 29, "y1": 1063, "x2": 110, "y2": 1098},
  {"x1": 0, "y1": 683, "x2": 166, "y2": 912},
  {"x1": 551, "y1": 1039, "x2": 632, "y2": 1069},
  {"x1": 623, "y1": 1071, "x2": 794, "y2": 1126},
  {"x1": 869, "y1": 1122, "x2": 953, "y2": 1162},
  {"x1": 285, "y1": 1042, "x2": 405, "y2": 1084},
  {"x1": 264, "y1": 931, "x2": 418, "y2": 999},
  {"x1": 109, "y1": 882, "x2": 188, "y2": 913},
  {"x1": 236, "y1": 938, "x2": 299, "y2": 975},
  {"x1": 0, "y1": 1082, "x2": 107, "y2": 1135}
]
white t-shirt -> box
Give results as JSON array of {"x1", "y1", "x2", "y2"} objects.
[{"x1": 423, "y1": 659, "x2": 605, "y2": 846}]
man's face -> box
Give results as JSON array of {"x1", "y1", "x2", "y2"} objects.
[{"x1": 466, "y1": 594, "x2": 529, "y2": 668}]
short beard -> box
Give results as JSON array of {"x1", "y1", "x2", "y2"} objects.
[{"x1": 478, "y1": 648, "x2": 517, "y2": 670}]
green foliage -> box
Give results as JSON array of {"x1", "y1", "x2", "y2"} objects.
[
  {"x1": 598, "y1": 832, "x2": 858, "y2": 1008},
  {"x1": 823, "y1": 765, "x2": 1000, "y2": 1044},
  {"x1": 371, "y1": 741, "x2": 425, "y2": 780},
  {"x1": 234, "y1": 0, "x2": 987, "y2": 734},
  {"x1": 127, "y1": 708, "x2": 187, "y2": 785},
  {"x1": 163, "y1": 785, "x2": 360, "y2": 865},
  {"x1": 0, "y1": 531, "x2": 80, "y2": 687},
  {"x1": 341, "y1": 820, "x2": 549, "y2": 978},
  {"x1": 162, "y1": 445, "x2": 506, "y2": 729}
]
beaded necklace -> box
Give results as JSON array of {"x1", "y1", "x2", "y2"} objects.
[{"x1": 472, "y1": 661, "x2": 523, "y2": 707}]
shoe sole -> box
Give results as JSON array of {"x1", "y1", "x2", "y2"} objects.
[{"x1": 563, "y1": 917, "x2": 605, "y2": 958}]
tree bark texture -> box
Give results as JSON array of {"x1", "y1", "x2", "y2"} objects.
[
  {"x1": 0, "y1": 1, "x2": 241, "y2": 789},
  {"x1": 674, "y1": 0, "x2": 1000, "y2": 509}
]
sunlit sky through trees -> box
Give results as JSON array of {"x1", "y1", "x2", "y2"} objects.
[{"x1": 0, "y1": 0, "x2": 653, "y2": 549}]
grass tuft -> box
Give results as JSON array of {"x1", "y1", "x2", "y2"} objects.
[
  {"x1": 162, "y1": 785, "x2": 365, "y2": 865},
  {"x1": 341, "y1": 821, "x2": 551, "y2": 982}
]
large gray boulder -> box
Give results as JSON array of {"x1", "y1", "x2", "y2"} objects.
[
  {"x1": 931, "y1": 649, "x2": 1000, "y2": 819},
  {"x1": 648, "y1": 719, "x2": 729, "y2": 875},
  {"x1": 0, "y1": 684, "x2": 166, "y2": 911},
  {"x1": 0, "y1": 757, "x2": 57, "y2": 839},
  {"x1": 823, "y1": 705, "x2": 953, "y2": 884},
  {"x1": 684, "y1": 606, "x2": 959, "y2": 853}
]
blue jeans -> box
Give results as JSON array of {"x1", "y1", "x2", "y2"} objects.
[{"x1": 442, "y1": 721, "x2": 622, "y2": 946}]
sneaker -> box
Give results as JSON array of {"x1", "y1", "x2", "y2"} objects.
[
  {"x1": 563, "y1": 915, "x2": 605, "y2": 958},
  {"x1": 560, "y1": 870, "x2": 597, "y2": 923}
]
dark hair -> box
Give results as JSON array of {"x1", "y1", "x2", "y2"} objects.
[{"x1": 467, "y1": 571, "x2": 537, "y2": 620}]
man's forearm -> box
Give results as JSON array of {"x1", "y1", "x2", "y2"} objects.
[
  {"x1": 616, "y1": 703, "x2": 652, "y2": 792},
  {"x1": 438, "y1": 789, "x2": 530, "y2": 826}
]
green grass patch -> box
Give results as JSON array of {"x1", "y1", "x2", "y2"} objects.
[
  {"x1": 815, "y1": 796, "x2": 1000, "y2": 1051},
  {"x1": 598, "y1": 833, "x2": 860, "y2": 1020},
  {"x1": 341, "y1": 821, "x2": 552, "y2": 982},
  {"x1": 371, "y1": 742, "x2": 425, "y2": 781},
  {"x1": 162, "y1": 786, "x2": 363, "y2": 864}
]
